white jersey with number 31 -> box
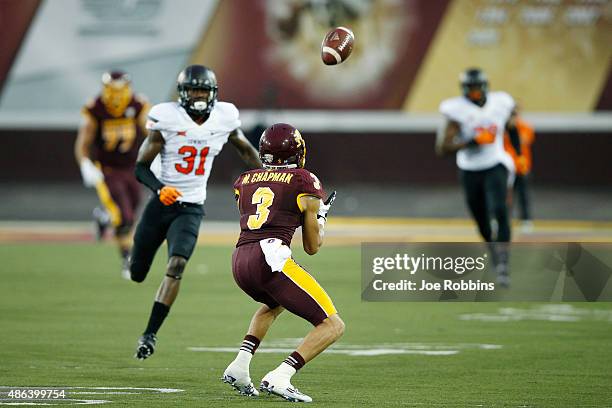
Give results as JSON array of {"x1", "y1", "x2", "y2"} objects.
[{"x1": 146, "y1": 101, "x2": 240, "y2": 204}]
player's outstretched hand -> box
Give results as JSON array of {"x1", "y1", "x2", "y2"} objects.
[
  {"x1": 159, "y1": 186, "x2": 183, "y2": 206},
  {"x1": 317, "y1": 191, "x2": 337, "y2": 223},
  {"x1": 79, "y1": 158, "x2": 104, "y2": 188}
]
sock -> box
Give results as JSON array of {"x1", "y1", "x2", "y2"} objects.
[
  {"x1": 275, "y1": 362, "x2": 297, "y2": 379},
  {"x1": 281, "y1": 351, "x2": 305, "y2": 373},
  {"x1": 240, "y1": 335, "x2": 260, "y2": 354},
  {"x1": 120, "y1": 247, "x2": 130, "y2": 261},
  {"x1": 497, "y1": 243, "x2": 509, "y2": 266},
  {"x1": 144, "y1": 301, "x2": 170, "y2": 335},
  {"x1": 234, "y1": 350, "x2": 253, "y2": 369},
  {"x1": 234, "y1": 335, "x2": 260, "y2": 368}
]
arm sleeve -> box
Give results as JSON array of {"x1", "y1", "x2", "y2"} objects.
[
  {"x1": 135, "y1": 161, "x2": 164, "y2": 193},
  {"x1": 507, "y1": 125, "x2": 522, "y2": 155}
]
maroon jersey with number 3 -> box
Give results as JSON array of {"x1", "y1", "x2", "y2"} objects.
[{"x1": 234, "y1": 168, "x2": 325, "y2": 247}]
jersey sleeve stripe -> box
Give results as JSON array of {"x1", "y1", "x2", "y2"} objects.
[{"x1": 296, "y1": 193, "x2": 321, "y2": 212}]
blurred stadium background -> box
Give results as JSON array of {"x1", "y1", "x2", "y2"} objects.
[
  {"x1": 1, "y1": 0, "x2": 610, "y2": 232},
  {"x1": 1, "y1": 0, "x2": 611, "y2": 406}
]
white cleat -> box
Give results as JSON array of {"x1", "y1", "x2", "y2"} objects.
[
  {"x1": 260, "y1": 372, "x2": 312, "y2": 403},
  {"x1": 222, "y1": 363, "x2": 259, "y2": 397},
  {"x1": 121, "y1": 266, "x2": 131, "y2": 281},
  {"x1": 121, "y1": 256, "x2": 131, "y2": 280},
  {"x1": 520, "y1": 220, "x2": 535, "y2": 234}
]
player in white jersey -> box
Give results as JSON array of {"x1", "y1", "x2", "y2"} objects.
[
  {"x1": 436, "y1": 68, "x2": 523, "y2": 286},
  {"x1": 129, "y1": 65, "x2": 262, "y2": 359}
]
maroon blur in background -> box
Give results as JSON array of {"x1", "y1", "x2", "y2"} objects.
[{"x1": 1, "y1": 129, "x2": 609, "y2": 186}]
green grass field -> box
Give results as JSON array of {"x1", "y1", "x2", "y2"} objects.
[{"x1": 1, "y1": 243, "x2": 612, "y2": 407}]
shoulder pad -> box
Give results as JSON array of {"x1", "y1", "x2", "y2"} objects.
[
  {"x1": 213, "y1": 101, "x2": 241, "y2": 131},
  {"x1": 296, "y1": 169, "x2": 324, "y2": 197},
  {"x1": 491, "y1": 91, "x2": 515, "y2": 109},
  {"x1": 146, "y1": 102, "x2": 182, "y2": 131},
  {"x1": 439, "y1": 97, "x2": 467, "y2": 122}
]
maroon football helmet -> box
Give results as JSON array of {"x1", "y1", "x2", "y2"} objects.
[
  {"x1": 259, "y1": 123, "x2": 306, "y2": 168},
  {"x1": 101, "y1": 70, "x2": 132, "y2": 117}
]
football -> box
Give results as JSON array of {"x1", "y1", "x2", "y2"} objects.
[{"x1": 321, "y1": 26, "x2": 354, "y2": 65}]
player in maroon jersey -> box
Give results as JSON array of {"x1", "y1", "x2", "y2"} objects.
[
  {"x1": 222, "y1": 123, "x2": 345, "y2": 403},
  {"x1": 74, "y1": 70, "x2": 150, "y2": 278}
]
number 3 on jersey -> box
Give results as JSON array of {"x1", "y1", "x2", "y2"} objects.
[
  {"x1": 247, "y1": 187, "x2": 275, "y2": 230},
  {"x1": 175, "y1": 146, "x2": 210, "y2": 175}
]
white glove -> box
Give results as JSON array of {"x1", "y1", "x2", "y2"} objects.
[
  {"x1": 317, "y1": 191, "x2": 337, "y2": 232},
  {"x1": 79, "y1": 158, "x2": 104, "y2": 188}
]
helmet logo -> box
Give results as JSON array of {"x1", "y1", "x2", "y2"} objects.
[{"x1": 293, "y1": 129, "x2": 304, "y2": 147}]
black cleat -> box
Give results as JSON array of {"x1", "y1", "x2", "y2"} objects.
[
  {"x1": 135, "y1": 333, "x2": 157, "y2": 360},
  {"x1": 497, "y1": 273, "x2": 510, "y2": 288}
]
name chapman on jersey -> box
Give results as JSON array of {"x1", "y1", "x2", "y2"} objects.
[
  {"x1": 241, "y1": 172, "x2": 294, "y2": 185},
  {"x1": 372, "y1": 279, "x2": 495, "y2": 292}
]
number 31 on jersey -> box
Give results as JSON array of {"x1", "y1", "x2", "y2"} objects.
[{"x1": 175, "y1": 146, "x2": 210, "y2": 175}]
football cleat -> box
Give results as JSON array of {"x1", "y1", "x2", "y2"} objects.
[
  {"x1": 222, "y1": 363, "x2": 259, "y2": 397},
  {"x1": 135, "y1": 333, "x2": 156, "y2": 360},
  {"x1": 496, "y1": 263, "x2": 510, "y2": 288},
  {"x1": 259, "y1": 372, "x2": 312, "y2": 403},
  {"x1": 520, "y1": 220, "x2": 534, "y2": 234},
  {"x1": 121, "y1": 256, "x2": 131, "y2": 281},
  {"x1": 497, "y1": 273, "x2": 510, "y2": 288}
]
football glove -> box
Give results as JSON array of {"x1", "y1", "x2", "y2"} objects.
[
  {"x1": 79, "y1": 158, "x2": 104, "y2": 188},
  {"x1": 159, "y1": 186, "x2": 183, "y2": 206},
  {"x1": 317, "y1": 191, "x2": 337, "y2": 228},
  {"x1": 516, "y1": 155, "x2": 529, "y2": 175},
  {"x1": 473, "y1": 129, "x2": 495, "y2": 145}
]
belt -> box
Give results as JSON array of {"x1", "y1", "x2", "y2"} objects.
[{"x1": 175, "y1": 201, "x2": 203, "y2": 208}]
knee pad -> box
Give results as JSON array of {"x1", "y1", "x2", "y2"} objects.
[{"x1": 166, "y1": 256, "x2": 187, "y2": 280}]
